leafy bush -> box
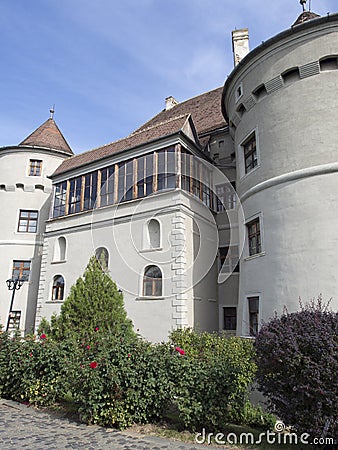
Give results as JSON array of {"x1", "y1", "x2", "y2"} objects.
[
  {"x1": 255, "y1": 298, "x2": 338, "y2": 441},
  {"x1": 168, "y1": 328, "x2": 258, "y2": 430},
  {"x1": 66, "y1": 338, "x2": 174, "y2": 428},
  {"x1": 0, "y1": 330, "x2": 71, "y2": 405}
]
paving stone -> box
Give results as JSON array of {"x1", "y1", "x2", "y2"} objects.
[{"x1": 0, "y1": 398, "x2": 227, "y2": 450}]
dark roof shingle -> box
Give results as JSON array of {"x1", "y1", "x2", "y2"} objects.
[
  {"x1": 19, "y1": 118, "x2": 73, "y2": 155},
  {"x1": 53, "y1": 114, "x2": 191, "y2": 176},
  {"x1": 134, "y1": 87, "x2": 226, "y2": 136}
]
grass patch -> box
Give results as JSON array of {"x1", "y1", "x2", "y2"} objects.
[{"x1": 37, "y1": 399, "x2": 317, "y2": 450}]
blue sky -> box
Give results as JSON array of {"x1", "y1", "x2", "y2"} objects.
[{"x1": 0, "y1": 0, "x2": 336, "y2": 154}]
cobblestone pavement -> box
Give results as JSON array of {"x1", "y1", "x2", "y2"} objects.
[{"x1": 0, "y1": 399, "x2": 225, "y2": 450}]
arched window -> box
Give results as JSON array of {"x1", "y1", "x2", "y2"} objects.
[
  {"x1": 147, "y1": 219, "x2": 160, "y2": 248},
  {"x1": 52, "y1": 275, "x2": 65, "y2": 301},
  {"x1": 95, "y1": 247, "x2": 109, "y2": 270},
  {"x1": 143, "y1": 265, "x2": 162, "y2": 297},
  {"x1": 53, "y1": 236, "x2": 66, "y2": 261}
]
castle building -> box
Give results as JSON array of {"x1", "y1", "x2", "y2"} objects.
[{"x1": 0, "y1": 9, "x2": 337, "y2": 341}]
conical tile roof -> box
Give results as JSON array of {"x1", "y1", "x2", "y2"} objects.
[{"x1": 19, "y1": 118, "x2": 73, "y2": 155}]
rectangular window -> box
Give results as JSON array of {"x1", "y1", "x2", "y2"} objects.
[
  {"x1": 17, "y1": 210, "x2": 38, "y2": 233},
  {"x1": 192, "y1": 158, "x2": 201, "y2": 199},
  {"x1": 248, "y1": 296, "x2": 259, "y2": 336},
  {"x1": 247, "y1": 217, "x2": 261, "y2": 256},
  {"x1": 157, "y1": 150, "x2": 166, "y2": 192},
  {"x1": 219, "y1": 246, "x2": 239, "y2": 273},
  {"x1": 68, "y1": 176, "x2": 82, "y2": 214},
  {"x1": 145, "y1": 153, "x2": 153, "y2": 196},
  {"x1": 83, "y1": 171, "x2": 98, "y2": 210},
  {"x1": 223, "y1": 307, "x2": 237, "y2": 331},
  {"x1": 29, "y1": 159, "x2": 42, "y2": 176},
  {"x1": 216, "y1": 182, "x2": 236, "y2": 211},
  {"x1": 125, "y1": 160, "x2": 134, "y2": 201},
  {"x1": 181, "y1": 150, "x2": 191, "y2": 193},
  {"x1": 100, "y1": 166, "x2": 115, "y2": 207},
  {"x1": 117, "y1": 162, "x2": 126, "y2": 202},
  {"x1": 12, "y1": 260, "x2": 31, "y2": 281},
  {"x1": 166, "y1": 147, "x2": 176, "y2": 189},
  {"x1": 157, "y1": 147, "x2": 176, "y2": 192},
  {"x1": 53, "y1": 182, "x2": 67, "y2": 217},
  {"x1": 243, "y1": 133, "x2": 257, "y2": 174},
  {"x1": 136, "y1": 157, "x2": 145, "y2": 198}
]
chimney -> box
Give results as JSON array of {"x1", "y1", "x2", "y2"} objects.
[
  {"x1": 165, "y1": 96, "x2": 179, "y2": 110},
  {"x1": 232, "y1": 28, "x2": 249, "y2": 66}
]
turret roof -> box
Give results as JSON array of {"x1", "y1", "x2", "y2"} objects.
[{"x1": 19, "y1": 118, "x2": 73, "y2": 155}]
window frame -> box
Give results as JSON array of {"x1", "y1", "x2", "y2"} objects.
[
  {"x1": 223, "y1": 306, "x2": 237, "y2": 331},
  {"x1": 239, "y1": 129, "x2": 260, "y2": 179},
  {"x1": 219, "y1": 246, "x2": 240, "y2": 273},
  {"x1": 246, "y1": 216, "x2": 262, "y2": 257},
  {"x1": 248, "y1": 296, "x2": 260, "y2": 337},
  {"x1": 215, "y1": 182, "x2": 237, "y2": 212},
  {"x1": 52, "y1": 275, "x2": 65, "y2": 301},
  {"x1": 12, "y1": 260, "x2": 31, "y2": 281},
  {"x1": 243, "y1": 133, "x2": 257, "y2": 174},
  {"x1": 28, "y1": 159, "x2": 42, "y2": 177},
  {"x1": 142, "y1": 265, "x2": 163, "y2": 297},
  {"x1": 17, "y1": 210, "x2": 39, "y2": 233},
  {"x1": 51, "y1": 145, "x2": 215, "y2": 220}
]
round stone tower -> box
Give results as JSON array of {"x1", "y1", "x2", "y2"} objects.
[
  {"x1": 222, "y1": 12, "x2": 338, "y2": 335},
  {"x1": 0, "y1": 116, "x2": 73, "y2": 333}
]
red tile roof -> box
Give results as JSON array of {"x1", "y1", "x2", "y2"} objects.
[
  {"x1": 19, "y1": 118, "x2": 73, "y2": 155},
  {"x1": 52, "y1": 86, "x2": 226, "y2": 177},
  {"x1": 53, "y1": 114, "x2": 192, "y2": 176},
  {"x1": 135, "y1": 87, "x2": 226, "y2": 136}
]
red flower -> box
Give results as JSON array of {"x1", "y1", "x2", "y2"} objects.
[
  {"x1": 95, "y1": 327, "x2": 99, "y2": 331},
  {"x1": 175, "y1": 346, "x2": 185, "y2": 355},
  {"x1": 40, "y1": 334, "x2": 47, "y2": 340},
  {"x1": 127, "y1": 353, "x2": 131, "y2": 358},
  {"x1": 29, "y1": 353, "x2": 33, "y2": 357},
  {"x1": 89, "y1": 361, "x2": 98, "y2": 369},
  {"x1": 86, "y1": 345, "x2": 90, "y2": 350}
]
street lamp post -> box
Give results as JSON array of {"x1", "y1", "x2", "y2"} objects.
[{"x1": 6, "y1": 278, "x2": 24, "y2": 332}]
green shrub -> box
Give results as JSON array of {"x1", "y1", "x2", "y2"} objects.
[
  {"x1": 49, "y1": 256, "x2": 136, "y2": 344},
  {"x1": 66, "y1": 339, "x2": 174, "y2": 428},
  {"x1": 168, "y1": 328, "x2": 257, "y2": 430},
  {"x1": 0, "y1": 330, "x2": 71, "y2": 405},
  {"x1": 255, "y1": 298, "x2": 338, "y2": 441}
]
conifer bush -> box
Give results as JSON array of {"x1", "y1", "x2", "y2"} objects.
[
  {"x1": 254, "y1": 299, "x2": 338, "y2": 441},
  {"x1": 49, "y1": 256, "x2": 136, "y2": 344}
]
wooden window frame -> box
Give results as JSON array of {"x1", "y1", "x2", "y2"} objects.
[
  {"x1": 143, "y1": 266, "x2": 162, "y2": 297},
  {"x1": 247, "y1": 217, "x2": 261, "y2": 256},
  {"x1": 17, "y1": 210, "x2": 38, "y2": 233},
  {"x1": 243, "y1": 133, "x2": 257, "y2": 174},
  {"x1": 29, "y1": 159, "x2": 42, "y2": 176},
  {"x1": 12, "y1": 260, "x2": 31, "y2": 281},
  {"x1": 52, "y1": 275, "x2": 65, "y2": 301},
  {"x1": 53, "y1": 182, "x2": 67, "y2": 218},
  {"x1": 51, "y1": 146, "x2": 182, "y2": 218}
]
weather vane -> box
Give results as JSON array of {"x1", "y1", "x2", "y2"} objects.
[{"x1": 50, "y1": 105, "x2": 55, "y2": 119}]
